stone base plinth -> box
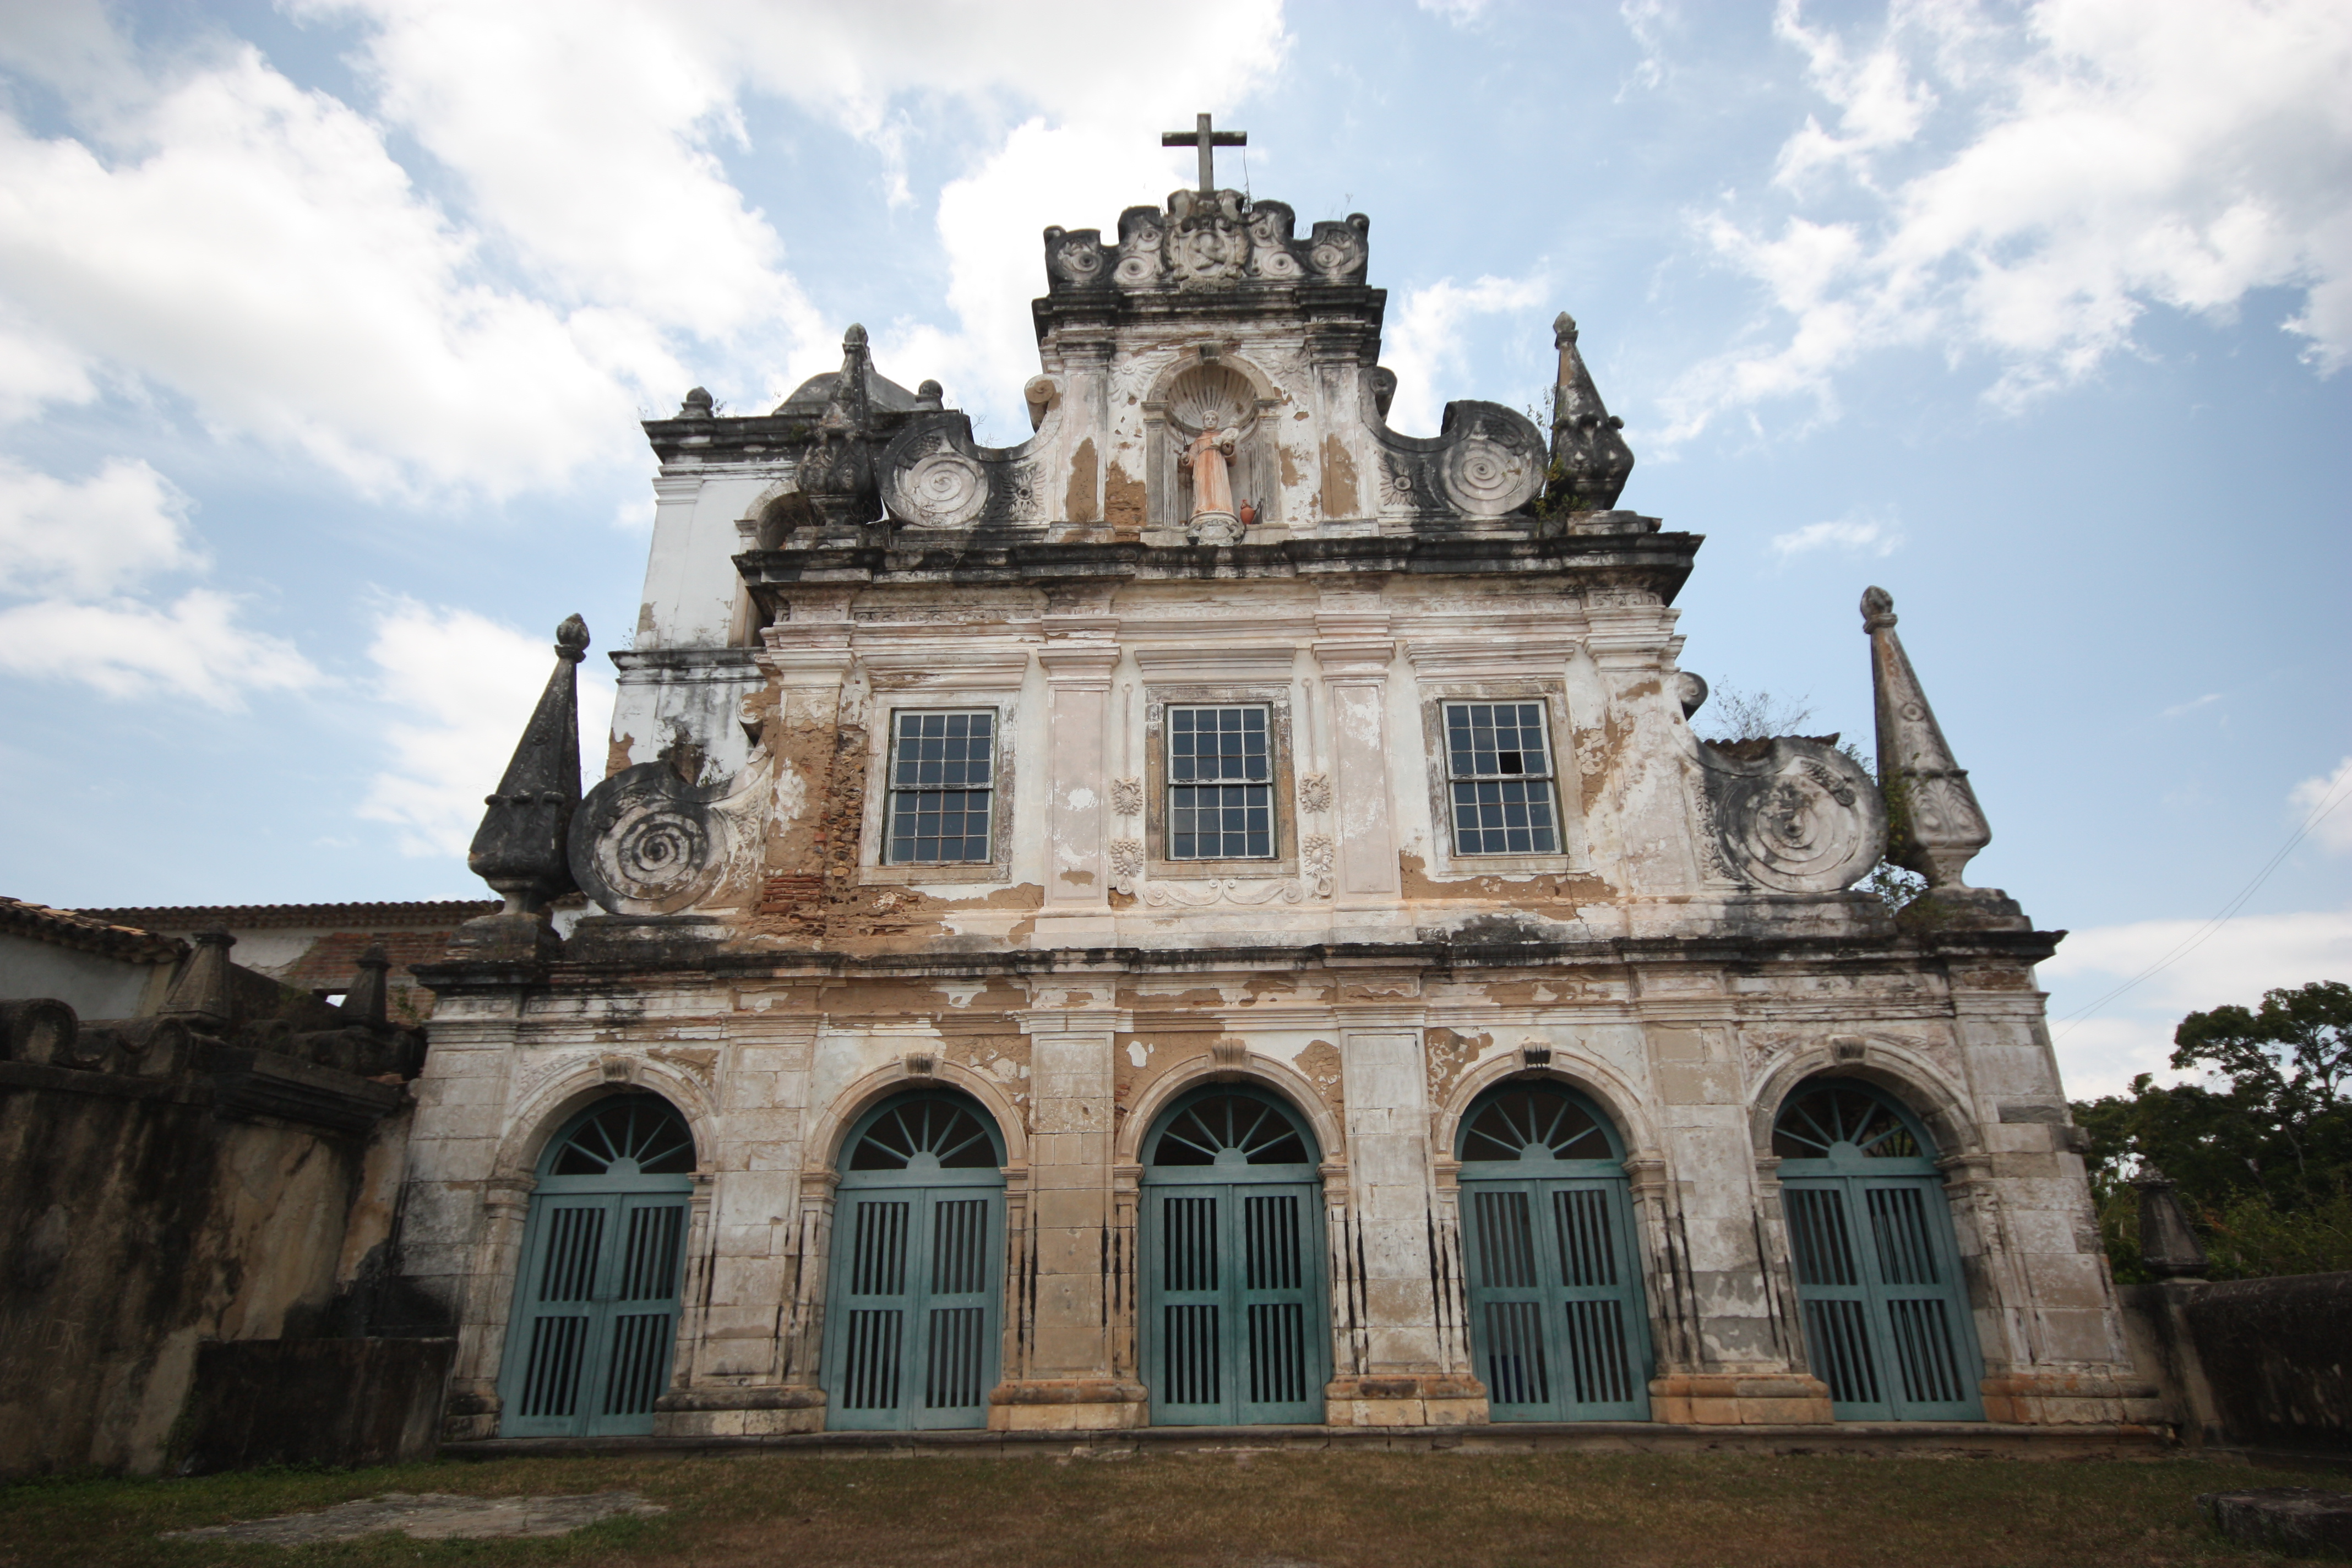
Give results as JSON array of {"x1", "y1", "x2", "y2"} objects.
[
  {"x1": 1979, "y1": 1372, "x2": 2166, "y2": 1426},
  {"x1": 439, "y1": 1385, "x2": 501, "y2": 1444},
  {"x1": 1651, "y1": 1374, "x2": 1833, "y2": 1425},
  {"x1": 1325, "y1": 1375, "x2": 1489, "y2": 1428},
  {"x1": 443, "y1": 913, "x2": 562, "y2": 965},
  {"x1": 987, "y1": 1380, "x2": 1149, "y2": 1431},
  {"x1": 653, "y1": 1386, "x2": 826, "y2": 1437}
]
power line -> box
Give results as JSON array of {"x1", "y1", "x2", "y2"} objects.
[{"x1": 2053, "y1": 762, "x2": 2352, "y2": 1037}]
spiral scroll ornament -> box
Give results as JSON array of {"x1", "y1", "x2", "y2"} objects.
[
  {"x1": 895, "y1": 436, "x2": 989, "y2": 529},
  {"x1": 1438, "y1": 415, "x2": 1544, "y2": 518},
  {"x1": 1044, "y1": 227, "x2": 1106, "y2": 288},
  {"x1": 1701, "y1": 741, "x2": 1885, "y2": 894},
  {"x1": 570, "y1": 761, "x2": 729, "y2": 914}
]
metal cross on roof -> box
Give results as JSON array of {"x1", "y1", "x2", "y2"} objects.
[{"x1": 1162, "y1": 112, "x2": 1246, "y2": 196}]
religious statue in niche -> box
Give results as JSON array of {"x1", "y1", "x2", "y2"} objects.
[{"x1": 1183, "y1": 417, "x2": 1244, "y2": 544}]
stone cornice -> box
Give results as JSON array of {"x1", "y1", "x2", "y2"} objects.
[
  {"x1": 736, "y1": 528, "x2": 1700, "y2": 605},
  {"x1": 414, "y1": 923, "x2": 2064, "y2": 997}
]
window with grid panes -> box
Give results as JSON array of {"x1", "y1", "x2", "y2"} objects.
[
  {"x1": 884, "y1": 711, "x2": 995, "y2": 864},
  {"x1": 1166, "y1": 705, "x2": 1273, "y2": 860},
  {"x1": 1444, "y1": 701, "x2": 1560, "y2": 855}
]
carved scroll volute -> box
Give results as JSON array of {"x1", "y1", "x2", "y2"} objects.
[
  {"x1": 1042, "y1": 226, "x2": 1109, "y2": 291},
  {"x1": 569, "y1": 759, "x2": 731, "y2": 916},
  {"x1": 1435, "y1": 401, "x2": 1547, "y2": 518},
  {"x1": 880, "y1": 413, "x2": 991, "y2": 531},
  {"x1": 1696, "y1": 737, "x2": 1887, "y2": 894}
]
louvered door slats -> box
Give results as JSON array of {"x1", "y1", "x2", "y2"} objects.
[
  {"x1": 823, "y1": 1185, "x2": 1003, "y2": 1430},
  {"x1": 501, "y1": 1192, "x2": 690, "y2": 1436},
  {"x1": 1781, "y1": 1174, "x2": 1981, "y2": 1420},
  {"x1": 1461, "y1": 1175, "x2": 1649, "y2": 1422},
  {"x1": 1145, "y1": 1181, "x2": 1325, "y2": 1425}
]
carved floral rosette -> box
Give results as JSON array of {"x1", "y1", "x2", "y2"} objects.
[
  {"x1": 569, "y1": 761, "x2": 732, "y2": 915},
  {"x1": 1695, "y1": 737, "x2": 1886, "y2": 894}
]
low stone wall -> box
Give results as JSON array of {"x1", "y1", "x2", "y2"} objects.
[
  {"x1": 2122, "y1": 1273, "x2": 2352, "y2": 1455},
  {"x1": 178, "y1": 1338, "x2": 455, "y2": 1473}
]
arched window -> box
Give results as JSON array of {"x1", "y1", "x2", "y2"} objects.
[
  {"x1": 1454, "y1": 1081, "x2": 1650, "y2": 1421},
  {"x1": 1772, "y1": 1077, "x2": 1983, "y2": 1421},
  {"x1": 823, "y1": 1090, "x2": 1006, "y2": 1431},
  {"x1": 1140, "y1": 1085, "x2": 1329, "y2": 1426},
  {"x1": 499, "y1": 1094, "x2": 695, "y2": 1437}
]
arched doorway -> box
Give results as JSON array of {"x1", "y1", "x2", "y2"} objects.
[
  {"x1": 498, "y1": 1094, "x2": 695, "y2": 1437},
  {"x1": 1455, "y1": 1080, "x2": 1651, "y2": 1420},
  {"x1": 822, "y1": 1090, "x2": 1006, "y2": 1431},
  {"x1": 1140, "y1": 1085, "x2": 1330, "y2": 1426},
  {"x1": 1772, "y1": 1077, "x2": 1984, "y2": 1420}
]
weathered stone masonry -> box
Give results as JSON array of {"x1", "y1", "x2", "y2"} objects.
[{"x1": 400, "y1": 174, "x2": 2158, "y2": 1439}]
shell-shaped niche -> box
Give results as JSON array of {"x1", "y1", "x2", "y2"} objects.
[{"x1": 1166, "y1": 363, "x2": 1259, "y2": 438}]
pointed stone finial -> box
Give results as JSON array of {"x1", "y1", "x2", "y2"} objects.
[
  {"x1": 678, "y1": 386, "x2": 713, "y2": 419},
  {"x1": 160, "y1": 927, "x2": 235, "y2": 1032},
  {"x1": 1546, "y1": 312, "x2": 1634, "y2": 511},
  {"x1": 339, "y1": 942, "x2": 391, "y2": 1028},
  {"x1": 464, "y1": 616, "x2": 588, "y2": 922},
  {"x1": 2131, "y1": 1166, "x2": 2209, "y2": 1281},
  {"x1": 1863, "y1": 585, "x2": 1989, "y2": 887},
  {"x1": 798, "y1": 326, "x2": 881, "y2": 527}
]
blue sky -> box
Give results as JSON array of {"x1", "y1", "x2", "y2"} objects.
[{"x1": 1, "y1": 0, "x2": 2346, "y2": 1097}]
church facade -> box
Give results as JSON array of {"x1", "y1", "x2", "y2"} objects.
[{"x1": 401, "y1": 165, "x2": 2155, "y2": 1440}]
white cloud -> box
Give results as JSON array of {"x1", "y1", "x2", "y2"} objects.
[
  {"x1": 1619, "y1": 0, "x2": 1676, "y2": 93},
  {"x1": 1418, "y1": 0, "x2": 1490, "y2": 25},
  {"x1": 2290, "y1": 755, "x2": 2352, "y2": 853},
  {"x1": 1768, "y1": 511, "x2": 1900, "y2": 559},
  {"x1": 0, "y1": 45, "x2": 653, "y2": 496},
  {"x1": 2160, "y1": 692, "x2": 2222, "y2": 719},
  {"x1": 1771, "y1": 0, "x2": 1938, "y2": 190},
  {"x1": 2042, "y1": 906, "x2": 2352, "y2": 1097},
  {"x1": 0, "y1": 456, "x2": 199, "y2": 595},
  {"x1": 1381, "y1": 274, "x2": 1550, "y2": 436},
  {"x1": 0, "y1": 2, "x2": 1295, "y2": 494},
  {"x1": 359, "y1": 600, "x2": 616, "y2": 858},
  {"x1": 1663, "y1": 0, "x2": 2352, "y2": 443},
  {"x1": 0, "y1": 587, "x2": 318, "y2": 706}
]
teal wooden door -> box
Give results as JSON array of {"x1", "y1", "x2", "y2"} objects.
[
  {"x1": 499, "y1": 1095, "x2": 695, "y2": 1437},
  {"x1": 1773, "y1": 1080, "x2": 1984, "y2": 1421},
  {"x1": 823, "y1": 1092, "x2": 1005, "y2": 1431},
  {"x1": 1456, "y1": 1082, "x2": 1651, "y2": 1420},
  {"x1": 1141, "y1": 1087, "x2": 1329, "y2": 1426}
]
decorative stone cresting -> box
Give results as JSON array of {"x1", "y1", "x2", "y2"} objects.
[{"x1": 1043, "y1": 192, "x2": 1369, "y2": 294}]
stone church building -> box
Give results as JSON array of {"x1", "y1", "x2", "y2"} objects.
[{"x1": 401, "y1": 155, "x2": 2153, "y2": 1442}]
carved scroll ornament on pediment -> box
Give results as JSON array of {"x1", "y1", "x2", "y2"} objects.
[
  {"x1": 1370, "y1": 399, "x2": 1549, "y2": 521},
  {"x1": 570, "y1": 761, "x2": 732, "y2": 915},
  {"x1": 878, "y1": 412, "x2": 1040, "y2": 531},
  {"x1": 1696, "y1": 736, "x2": 1887, "y2": 894},
  {"x1": 1042, "y1": 196, "x2": 1370, "y2": 295}
]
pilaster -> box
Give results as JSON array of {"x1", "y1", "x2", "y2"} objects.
[
  {"x1": 1313, "y1": 607, "x2": 1400, "y2": 905},
  {"x1": 992, "y1": 1005, "x2": 1145, "y2": 1429}
]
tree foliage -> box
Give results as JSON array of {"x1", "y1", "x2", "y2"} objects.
[{"x1": 2072, "y1": 981, "x2": 2352, "y2": 1280}]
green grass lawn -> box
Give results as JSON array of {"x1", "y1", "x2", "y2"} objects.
[{"x1": 0, "y1": 1450, "x2": 2323, "y2": 1567}]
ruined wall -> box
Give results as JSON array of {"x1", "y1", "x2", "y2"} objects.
[
  {"x1": 2124, "y1": 1275, "x2": 2352, "y2": 1454},
  {"x1": 0, "y1": 979, "x2": 422, "y2": 1475}
]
